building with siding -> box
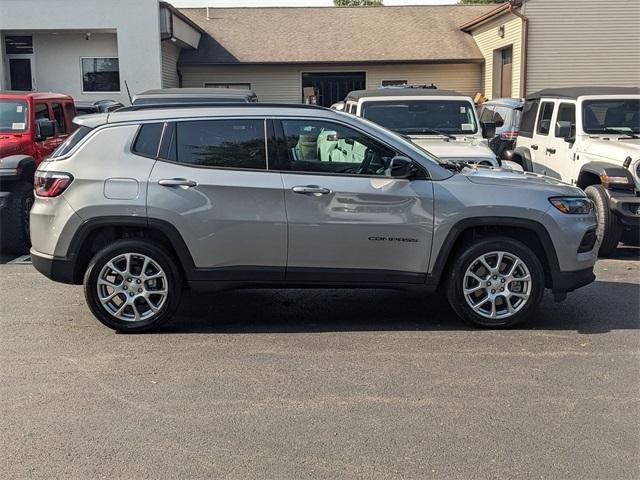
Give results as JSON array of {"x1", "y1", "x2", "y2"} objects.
[{"x1": 462, "y1": 0, "x2": 640, "y2": 99}]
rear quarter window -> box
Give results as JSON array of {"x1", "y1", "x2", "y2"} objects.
[
  {"x1": 50, "y1": 126, "x2": 92, "y2": 158},
  {"x1": 132, "y1": 123, "x2": 164, "y2": 158},
  {"x1": 519, "y1": 100, "x2": 539, "y2": 137}
]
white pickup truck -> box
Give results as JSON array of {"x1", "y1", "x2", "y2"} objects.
[
  {"x1": 513, "y1": 87, "x2": 640, "y2": 256},
  {"x1": 341, "y1": 86, "x2": 500, "y2": 167}
]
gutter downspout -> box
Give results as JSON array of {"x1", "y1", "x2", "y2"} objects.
[{"x1": 509, "y1": 1, "x2": 528, "y2": 98}]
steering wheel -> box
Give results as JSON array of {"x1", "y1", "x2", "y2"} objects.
[{"x1": 357, "y1": 150, "x2": 376, "y2": 175}]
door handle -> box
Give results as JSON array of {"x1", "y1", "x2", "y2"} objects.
[
  {"x1": 546, "y1": 147, "x2": 556, "y2": 154},
  {"x1": 531, "y1": 144, "x2": 539, "y2": 150},
  {"x1": 292, "y1": 185, "x2": 331, "y2": 196},
  {"x1": 158, "y1": 178, "x2": 197, "y2": 188}
]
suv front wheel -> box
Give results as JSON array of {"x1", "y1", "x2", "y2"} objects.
[
  {"x1": 446, "y1": 237, "x2": 545, "y2": 328},
  {"x1": 584, "y1": 184, "x2": 622, "y2": 257},
  {"x1": 84, "y1": 240, "x2": 183, "y2": 332}
]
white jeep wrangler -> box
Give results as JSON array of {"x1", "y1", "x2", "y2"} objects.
[
  {"x1": 341, "y1": 86, "x2": 500, "y2": 167},
  {"x1": 514, "y1": 87, "x2": 640, "y2": 256}
]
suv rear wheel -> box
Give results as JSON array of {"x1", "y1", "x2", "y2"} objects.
[
  {"x1": 83, "y1": 240, "x2": 182, "y2": 332},
  {"x1": 446, "y1": 237, "x2": 544, "y2": 328},
  {"x1": 584, "y1": 184, "x2": 622, "y2": 257},
  {"x1": 0, "y1": 180, "x2": 34, "y2": 254}
]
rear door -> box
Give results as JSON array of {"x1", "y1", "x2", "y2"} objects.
[
  {"x1": 147, "y1": 117, "x2": 287, "y2": 278},
  {"x1": 274, "y1": 118, "x2": 434, "y2": 283}
]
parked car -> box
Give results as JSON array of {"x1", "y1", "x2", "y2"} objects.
[
  {"x1": 513, "y1": 87, "x2": 640, "y2": 256},
  {"x1": 342, "y1": 87, "x2": 500, "y2": 167},
  {"x1": 478, "y1": 98, "x2": 524, "y2": 160},
  {"x1": 30, "y1": 103, "x2": 597, "y2": 332},
  {"x1": 0, "y1": 91, "x2": 76, "y2": 253},
  {"x1": 75, "y1": 99, "x2": 124, "y2": 115},
  {"x1": 131, "y1": 88, "x2": 258, "y2": 106},
  {"x1": 330, "y1": 101, "x2": 345, "y2": 111}
]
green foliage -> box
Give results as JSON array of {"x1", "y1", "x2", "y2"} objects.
[{"x1": 333, "y1": 0, "x2": 383, "y2": 6}]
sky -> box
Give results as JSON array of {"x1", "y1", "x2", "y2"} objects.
[{"x1": 168, "y1": 0, "x2": 459, "y2": 7}]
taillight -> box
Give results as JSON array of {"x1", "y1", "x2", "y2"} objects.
[
  {"x1": 500, "y1": 131, "x2": 519, "y2": 140},
  {"x1": 34, "y1": 171, "x2": 73, "y2": 197}
]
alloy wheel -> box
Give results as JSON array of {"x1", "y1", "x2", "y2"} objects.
[
  {"x1": 462, "y1": 250, "x2": 532, "y2": 321},
  {"x1": 96, "y1": 253, "x2": 168, "y2": 322}
]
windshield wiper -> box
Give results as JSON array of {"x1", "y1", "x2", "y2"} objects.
[
  {"x1": 604, "y1": 127, "x2": 639, "y2": 138},
  {"x1": 440, "y1": 160, "x2": 471, "y2": 172},
  {"x1": 397, "y1": 127, "x2": 456, "y2": 139}
]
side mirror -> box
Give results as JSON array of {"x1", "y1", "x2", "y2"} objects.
[
  {"x1": 35, "y1": 119, "x2": 56, "y2": 141},
  {"x1": 390, "y1": 155, "x2": 417, "y2": 178},
  {"x1": 555, "y1": 120, "x2": 575, "y2": 142},
  {"x1": 481, "y1": 121, "x2": 496, "y2": 139}
]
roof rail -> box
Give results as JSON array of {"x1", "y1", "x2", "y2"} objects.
[
  {"x1": 116, "y1": 102, "x2": 330, "y2": 112},
  {"x1": 383, "y1": 83, "x2": 438, "y2": 90}
]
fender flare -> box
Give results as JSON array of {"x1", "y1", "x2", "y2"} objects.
[
  {"x1": 578, "y1": 161, "x2": 635, "y2": 191},
  {"x1": 512, "y1": 147, "x2": 533, "y2": 172},
  {"x1": 0, "y1": 155, "x2": 36, "y2": 181}
]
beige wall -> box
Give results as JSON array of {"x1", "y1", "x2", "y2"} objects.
[
  {"x1": 161, "y1": 41, "x2": 180, "y2": 88},
  {"x1": 522, "y1": 0, "x2": 640, "y2": 94},
  {"x1": 469, "y1": 12, "x2": 523, "y2": 99},
  {"x1": 180, "y1": 63, "x2": 482, "y2": 103}
]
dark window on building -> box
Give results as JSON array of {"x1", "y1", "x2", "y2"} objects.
[
  {"x1": 133, "y1": 123, "x2": 164, "y2": 158},
  {"x1": 34, "y1": 103, "x2": 49, "y2": 121},
  {"x1": 519, "y1": 100, "x2": 539, "y2": 138},
  {"x1": 81, "y1": 58, "x2": 120, "y2": 92},
  {"x1": 537, "y1": 101, "x2": 555, "y2": 136},
  {"x1": 51, "y1": 103, "x2": 66, "y2": 134},
  {"x1": 173, "y1": 119, "x2": 266, "y2": 169},
  {"x1": 555, "y1": 103, "x2": 576, "y2": 138},
  {"x1": 5, "y1": 36, "x2": 33, "y2": 54}
]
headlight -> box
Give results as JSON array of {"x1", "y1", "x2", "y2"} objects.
[{"x1": 549, "y1": 197, "x2": 594, "y2": 214}]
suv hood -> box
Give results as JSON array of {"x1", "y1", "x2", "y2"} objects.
[
  {"x1": 581, "y1": 137, "x2": 640, "y2": 164},
  {"x1": 462, "y1": 166, "x2": 582, "y2": 195},
  {"x1": 409, "y1": 136, "x2": 495, "y2": 161}
]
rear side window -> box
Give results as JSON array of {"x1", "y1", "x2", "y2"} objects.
[
  {"x1": 132, "y1": 123, "x2": 164, "y2": 158},
  {"x1": 536, "y1": 102, "x2": 555, "y2": 136},
  {"x1": 50, "y1": 126, "x2": 91, "y2": 158},
  {"x1": 170, "y1": 119, "x2": 266, "y2": 169},
  {"x1": 52, "y1": 103, "x2": 66, "y2": 134},
  {"x1": 519, "y1": 100, "x2": 539, "y2": 137}
]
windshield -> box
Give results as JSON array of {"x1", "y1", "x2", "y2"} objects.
[
  {"x1": 0, "y1": 99, "x2": 28, "y2": 133},
  {"x1": 582, "y1": 99, "x2": 640, "y2": 134},
  {"x1": 360, "y1": 100, "x2": 478, "y2": 135}
]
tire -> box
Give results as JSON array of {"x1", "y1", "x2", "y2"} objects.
[
  {"x1": 0, "y1": 180, "x2": 34, "y2": 254},
  {"x1": 446, "y1": 237, "x2": 545, "y2": 328},
  {"x1": 585, "y1": 184, "x2": 622, "y2": 257},
  {"x1": 83, "y1": 239, "x2": 183, "y2": 332}
]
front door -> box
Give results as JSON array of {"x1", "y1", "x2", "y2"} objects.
[
  {"x1": 530, "y1": 100, "x2": 557, "y2": 176},
  {"x1": 275, "y1": 118, "x2": 434, "y2": 283},
  {"x1": 9, "y1": 57, "x2": 34, "y2": 91},
  {"x1": 549, "y1": 101, "x2": 578, "y2": 183},
  {"x1": 500, "y1": 47, "x2": 513, "y2": 98},
  {"x1": 147, "y1": 118, "x2": 287, "y2": 278}
]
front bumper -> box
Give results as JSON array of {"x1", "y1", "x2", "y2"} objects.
[
  {"x1": 552, "y1": 266, "x2": 596, "y2": 293},
  {"x1": 30, "y1": 249, "x2": 76, "y2": 284},
  {"x1": 608, "y1": 190, "x2": 640, "y2": 226}
]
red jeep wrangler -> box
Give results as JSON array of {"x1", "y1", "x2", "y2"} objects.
[{"x1": 0, "y1": 91, "x2": 76, "y2": 253}]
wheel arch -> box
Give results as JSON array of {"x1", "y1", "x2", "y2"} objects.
[
  {"x1": 66, "y1": 217, "x2": 195, "y2": 284},
  {"x1": 512, "y1": 147, "x2": 533, "y2": 172},
  {"x1": 428, "y1": 217, "x2": 561, "y2": 291}
]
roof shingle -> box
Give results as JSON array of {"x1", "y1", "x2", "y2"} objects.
[{"x1": 178, "y1": 5, "x2": 496, "y2": 65}]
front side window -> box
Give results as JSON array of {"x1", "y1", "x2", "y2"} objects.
[
  {"x1": 34, "y1": 103, "x2": 49, "y2": 121},
  {"x1": 555, "y1": 103, "x2": 576, "y2": 138},
  {"x1": 170, "y1": 119, "x2": 266, "y2": 169},
  {"x1": 51, "y1": 103, "x2": 66, "y2": 134},
  {"x1": 0, "y1": 100, "x2": 28, "y2": 133},
  {"x1": 81, "y1": 58, "x2": 120, "y2": 92},
  {"x1": 582, "y1": 99, "x2": 639, "y2": 135},
  {"x1": 360, "y1": 100, "x2": 478, "y2": 135},
  {"x1": 278, "y1": 119, "x2": 396, "y2": 176},
  {"x1": 479, "y1": 106, "x2": 494, "y2": 123},
  {"x1": 536, "y1": 101, "x2": 555, "y2": 136}
]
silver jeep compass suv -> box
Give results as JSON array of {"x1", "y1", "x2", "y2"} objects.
[{"x1": 30, "y1": 104, "x2": 598, "y2": 332}]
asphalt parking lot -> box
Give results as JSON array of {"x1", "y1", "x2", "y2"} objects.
[{"x1": 1, "y1": 249, "x2": 639, "y2": 479}]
